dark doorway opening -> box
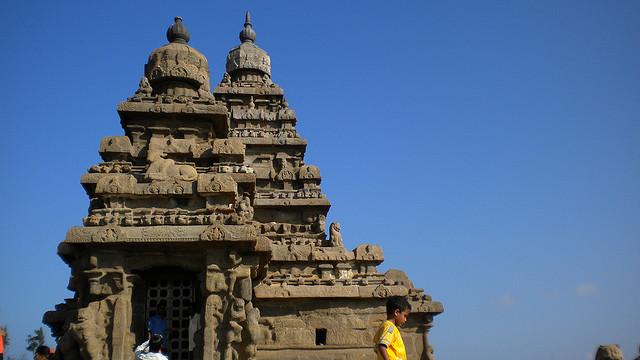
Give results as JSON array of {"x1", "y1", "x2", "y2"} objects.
[
  {"x1": 315, "y1": 328, "x2": 327, "y2": 345},
  {"x1": 145, "y1": 270, "x2": 198, "y2": 360}
]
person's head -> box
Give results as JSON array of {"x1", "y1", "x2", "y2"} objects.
[
  {"x1": 149, "y1": 334, "x2": 163, "y2": 353},
  {"x1": 386, "y1": 296, "x2": 411, "y2": 326},
  {"x1": 34, "y1": 345, "x2": 50, "y2": 359}
]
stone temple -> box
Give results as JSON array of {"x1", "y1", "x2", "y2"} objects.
[{"x1": 44, "y1": 14, "x2": 443, "y2": 360}]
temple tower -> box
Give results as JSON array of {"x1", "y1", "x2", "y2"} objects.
[{"x1": 45, "y1": 14, "x2": 443, "y2": 360}]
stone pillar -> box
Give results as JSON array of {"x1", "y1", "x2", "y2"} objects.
[
  {"x1": 423, "y1": 315, "x2": 436, "y2": 360},
  {"x1": 203, "y1": 252, "x2": 227, "y2": 360}
]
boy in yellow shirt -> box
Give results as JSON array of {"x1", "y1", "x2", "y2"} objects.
[{"x1": 374, "y1": 297, "x2": 411, "y2": 360}]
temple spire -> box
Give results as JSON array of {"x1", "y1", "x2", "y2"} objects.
[
  {"x1": 239, "y1": 11, "x2": 256, "y2": 43},
  {"x1": 167, "y1": 16, "x2": 190, "y2": 44}
]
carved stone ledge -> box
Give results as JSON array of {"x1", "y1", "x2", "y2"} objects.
[
  {"x1": 253, "y1": 283, "x2": 409, "y2": 299},
  {"x1": 233, "y1": 137, "x2": 307, "y2": 146},
  {"x1": 117, "y1": 100, "x2": 227, "y2": 114},
  {"x1": 253, "y1": 198, "x2": 330, "y2": 207},
  {"x1": 65, "y1": 225, "x2": 259, "y2": 244},
  {"x1": 214, "y1": 86, "x2": 284, "y2": 96}
]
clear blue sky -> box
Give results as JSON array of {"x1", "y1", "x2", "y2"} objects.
[{"x1": 1, "y1": 1, "x2": 638, "y2": 359}]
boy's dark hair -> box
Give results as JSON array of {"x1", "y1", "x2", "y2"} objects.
[
  {"x1": 35, "y1": 345, "x2": 50, "y2": 355},
  {"x1": 149, "y1": 334, "x2": 163, "y2": 353},
  {"x1": 386, "y1": 296, "x2": 411, "y2": 316}
]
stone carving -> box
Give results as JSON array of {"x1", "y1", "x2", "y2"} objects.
[
  {"x1": 95, "y1": 175, "x2": 137, "y2": 195},
  {"x1": 315, "y1": 214, "x2": 326, "y2": 234},
  {"x1": 373, "y1": 284, "x2": 392, "y2": 298},
  {"x1": 145, "y1": 150, "x2": 197, "y2": 182},
  {"x1": 226, "y1": 13, "x2": 271, "y2": 76},
  {"x1": 298, "y1": 165, "x2": 320, "y2": 179},
  {"x1": 135, "y1": 76, "x2": 153, "y2": 96},
  {"x1": 203, "y1": 293, "x2": 224, "y2": 359},
  {"x1": 200, "y1": 225, "x2": 227, "y2": 241},
  {"x1": 596, "y1": 345, "x2": 625, "y2": 360},
  {"x1": 236, "y1": 193, "x2": 254, "y2": 223},
  {"x1": 144, "y1": 17, "x2": 211, "y2": 97},
  {"x1": 89, "y1": 162, "x2": 132, "y2": 173},
  {"x1": 244, "y1": 302, "x2": 261, "y2": 359},
  {"x1": 46, "y1": 14, "x2": 442, "y2": 360},
  {"x1": 52, "y1": 265, "x2": 134, "y2": 360},
  {"x1": 262, "y1": 73, "x2": 273, "y2": 87},
  {"x1": 275, "y1": 158, "x2": 295, "y2": 181},
  {"x1": 329, "y1": 222, "x2": 343, "y2": 247},
  {"x1": 215, "y1": 164, "x2": 254, "y2": 173},
  {"x1": 99, "y1": 136, "x2": 133, "y2": 155},
  {"x1": 198, "y1": 173, "x2": 237, "y2": 194},
  {"x1": 213, "y1": 138, "x2": 245, "y2": 155},
  {"x1": 220, "y1": 72, "x2": 232, "y2": 87},
  {"x1": 90, "y1": 226, "x2": 125, "y2": 243},
  {"x1": 354, "y1": 244, "x2": 384, "y2": 261}
]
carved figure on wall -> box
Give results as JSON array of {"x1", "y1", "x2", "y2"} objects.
[
  {"x1": 230, "y1": 298, "x2": 246, "y2": 322},
  {"x1": 226, "y1": 251, "x2": 243, "y2": 295},
  {"x1": 65, "y1": 305, "x2": 109, "y2": 359},
  {"x1": 268, "y1": 160, "x2": 277, "y2": 180},
  {"x1": 312, "y1": 214, "x2": 326, "y2": 234},
  {"x1": 275, "y1": 158, "x2": 295, "y2": 181},
  {"x1": 57, "y1": 283, "x2": 134, "y2": 360},
  {"x1": 262, "y1": 73, "x2": 273, "y2": 87},
  {"x1": 223, "y1": 321, "x2": 242, "y2": 360},
  {"x1": 135, "y1": 76, "x2": 153, "y2": 96},
  {"x1": 237, "y1": 193, "x2": 254, "y2": 223},
  {"x1": 204, "y1": 294, "x2": 223, "y2": 358},
  {"x1": 220, "y1": 72, "x2": 232, "y2": 87},
  {"x1": 198, "y1": 83, "x2": 215, "y2": 100},
  {"x1": 213, "y1": 139, "x2": 243, "y2": 155},
  {"x1": 244, "y1": 302, "x2": 261, "y2": 360},
  {"x1": 329, "y1": 222, "x2": 343, "y2": 247},
  {"x1": 298, "y1": 165, "x2": 320, "y2": 179},
  {"x1": 145, "y1": 150, "x2": 197, "y2": 182}
]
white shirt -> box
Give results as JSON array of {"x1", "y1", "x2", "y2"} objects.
[{"x1": 134, "y1": 340, "x2": 168, "y2": 360}]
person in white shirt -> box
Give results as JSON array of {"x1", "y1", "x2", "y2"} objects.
[{"x1": 134, "y1": 334, "x2": 168, "y2": 360}]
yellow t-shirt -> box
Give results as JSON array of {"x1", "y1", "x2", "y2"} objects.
[{"x1": 373, "y1": 320, "x2": 406, "y2": 360}]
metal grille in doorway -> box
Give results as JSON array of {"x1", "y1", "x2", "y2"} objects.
[{"x1": 147, "y1": 278, "x2": 194, "y2": 360}]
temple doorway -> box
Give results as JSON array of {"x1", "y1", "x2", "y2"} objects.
[{"x1": 145, "y1": 271, "x2": 198, "y2": 360}]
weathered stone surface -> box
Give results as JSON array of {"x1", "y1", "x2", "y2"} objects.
[
  {"x1": 197, "y1": 173, "x2": 238, "y2": 194},
  {"x1": 44, "y1": 13, "x2": 443, "y2": 360},
  {"x1": 66, "y1": 225, "x2": 258, "y2": 243},
  {"x1": 596, "y1": 345, "x2": 625, "y2": 360}
]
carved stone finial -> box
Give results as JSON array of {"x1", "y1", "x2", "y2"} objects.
[
  {"x1": 239, "y1": 11, "x2": 256, "y2": 43},
  {"x1": 167, "y1": 16, "x2": 190, "y2": 44}
]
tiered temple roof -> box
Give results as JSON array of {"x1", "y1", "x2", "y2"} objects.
[{"x1": 44, "y1": 14, "x2": 443, "y2": 360}]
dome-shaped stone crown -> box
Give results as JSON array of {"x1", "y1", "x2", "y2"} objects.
[
  {"x1": 144, "y1": 17, "x2": 211, "y2": 96},
  {"x1": 226, "y1": 11, "x2": 271, "y2": 76}
]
